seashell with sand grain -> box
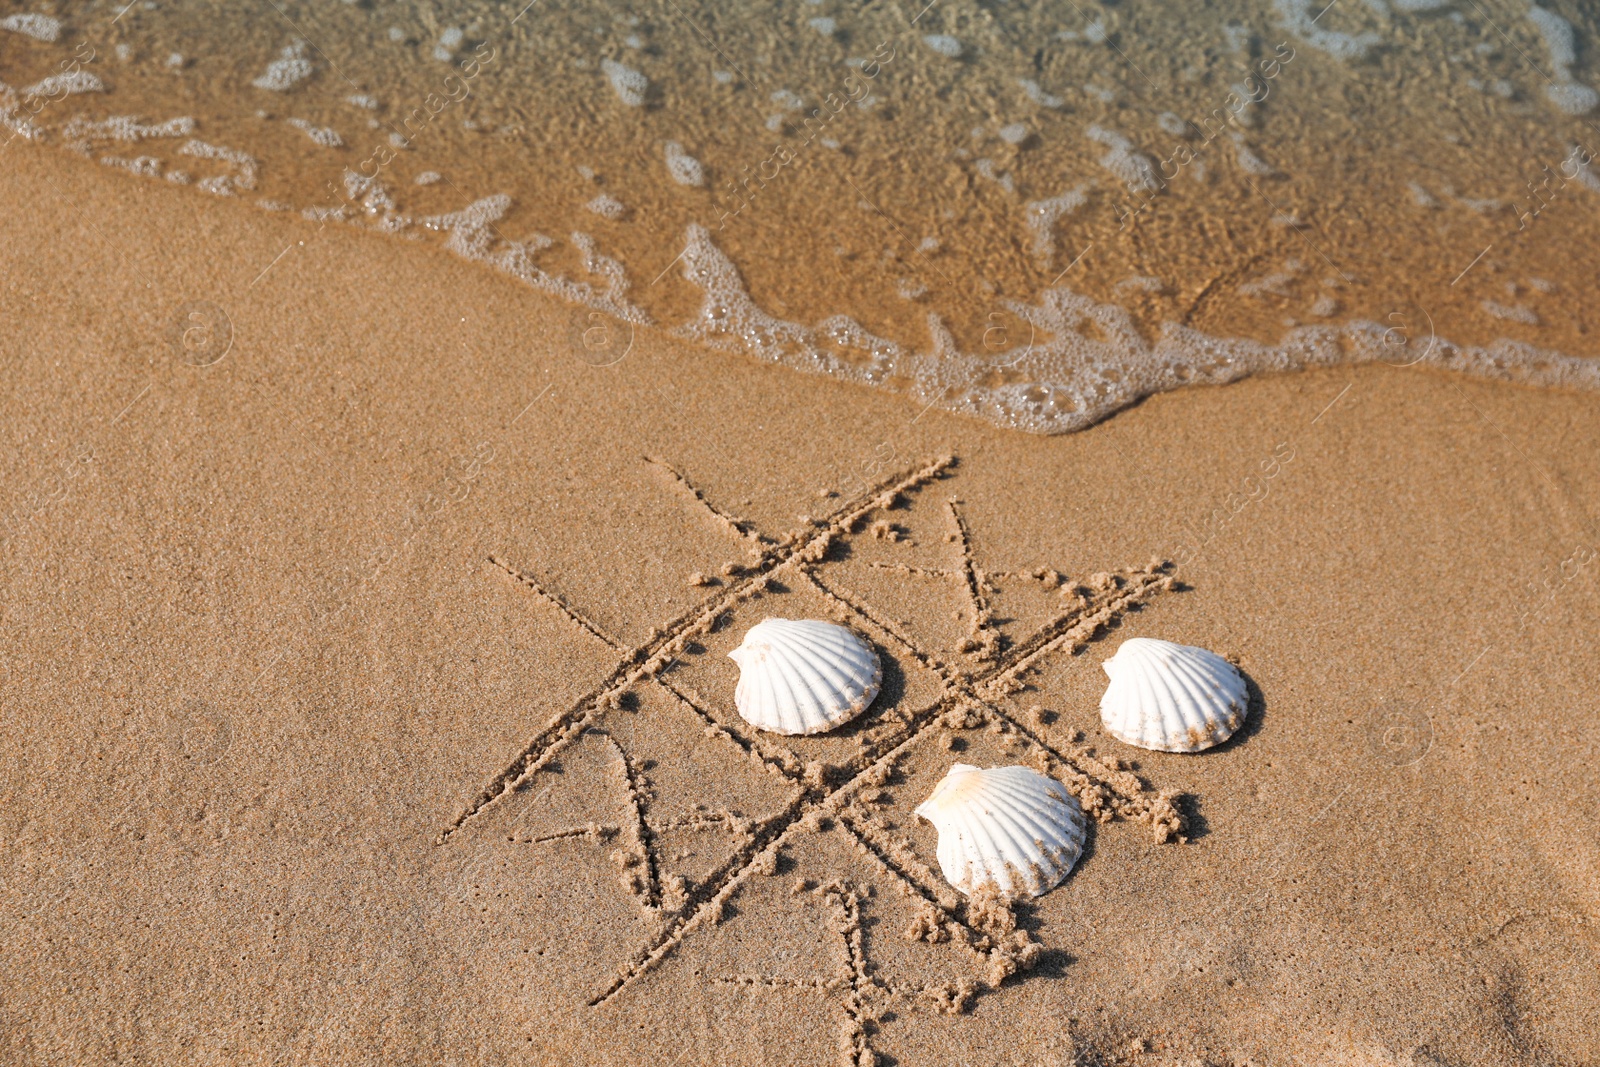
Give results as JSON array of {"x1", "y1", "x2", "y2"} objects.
[
  {"x1": 1099, "y1": 637, "x2": 1247, "y2": 753},
  {"x1": 914, "y1": 763, "x2": 1086, "y2": 897},
  {"x1": 728, "y1": 618, "x2": 881, "y2": 735}
]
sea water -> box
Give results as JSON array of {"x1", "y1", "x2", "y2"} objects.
[{"x1": 5, "y1": 0, "x2": 1600, "y2": 431}]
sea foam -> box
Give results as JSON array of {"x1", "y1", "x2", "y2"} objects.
[
  {"x1": 601, "y1": 59, "x2": 648, "y2": 106},
  {"x1": 663, "y1": 141, "x2": 705, "y2": 187},
  {"x1": 1, "y1": 13, "x2": 59, "y2": 41},
  {"x1": 252, "y1": 42, "x2": 312, "y2": 92},
  {"x1": 669, "y1": 225, "x2": 1600, "y2": 434}
]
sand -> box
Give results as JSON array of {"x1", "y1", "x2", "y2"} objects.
[{"x1": 2, "y1": 144, "x2": 1598, "y2": 1066}]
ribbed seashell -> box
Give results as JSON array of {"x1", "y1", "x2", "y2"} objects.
[
  {"x1": 913, "y1": 764, "x2": 1086, "y2": 898},
  {"x1": 728, "y1": 618, "x2": 881, "y2": 735},
  {"x1": 1099, "y1": 637, "x2": 1247, "y2": 752}
]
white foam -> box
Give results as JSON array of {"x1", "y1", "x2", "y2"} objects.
[
  {"x1": 25, "y1": 71, "x2": 104, "y2": 96},
  {"x1": 998, "y1": 123, "x2": 1029, "y2": 145},
  {"x1": 1482, "y1": 301, "x2": 1539, "y2": 325},
  {"x1": 388, "y1": 204, "x2": 1600, "y2": 436},
  {"x1": 177, "y1": 138, "x2": 258, "y2": 191},
  {"x1": 1114, "y1": 275, "x2": 1167, "y2": 294},
  {"x1": 1527, "y1": 6, "x2": 1576, "y2": 69},
  {"x1": 808, "y1": 17, "x2": 837, "y2": 36},
  {"x1": 1060, "y1": 20, "x2": 1108, "y2": 44},
  {"x1": 664, "y1": 141, "x2": 705, "y2": 186},
  {"x1": 1546, "y1": 82, "x2": 1598, "y2": 114},
  {"x1": 568, "y1": 231, "x2": 640, "y2": 315},
  {"x1": 287, "y1": 118, "x2": 343, "y2": 147},
  {"x1": 100, "y1": 155, "x2": 162, "y2": 177},
  {"x1": 346, "y1": 93, "x2": 378, "y2": 109},
  {"x1": 1567, "y1": 145, "x2": 1600, "y2": 192},
  {"x1": 420, "y1": 195, "x2": 648, "y2": 323},
  {"x1": 415, "y1": 170, "x2": 442, "y2": 185},
  {"x1": 677, "y1": 223, "x2": 902, "y2": 383},
  {"x1": 1157, "y1": 112, "x2": 1190, "y2": 137},
  {"x1": 1086, "y1": 125, "x2": 1159, "y2": 192},
  {"x1": 302, "y1": 204, "x2": 347, "y2": 221},
  {"x1": 1023, "y1": 184, "x2": 1090, "y2": 257},
  {"x1": 435, "y1": 26, "x2": 464, "y2": 62},
  {"x1": 1229, "y1": 133, "x2": 1276, "y2": 175},
  {"x1": 64, "y1": 114, "x2": 197, "y2": 143},
  {"x1": 601, "y1": 58, "x2": 648, "y2": 106},
  {"x1": 973, "y1": 158, "x2": 1015, "y2": 193},
  {"x1": 1273, "y1": 0, "x2": 1381, "y2": 59},
  {"x1": 917, "y1": 290, "x2": 1600, "y2": 434},
  {"x1": 586, "y1": 193, "x2": 625, "y2": 219},
  {"x1": 422, "y1": 195, "x2": 511, "y2": 258},
  {"x1": 253, "y1": 42, "x2": 312, "y2": 91},
  {"x1": 1239, "y1": 270, "x2": 1299, "y2": 297},
  {"x1": 1529, "y1": 5, "x2": 1599, "y2": 113},
  {"x1": 1, "y1": 13, "x2": 59, "y2": 41},
  {"x1": 0, "y1": 89, "x2": 42, "y2": 141},
  {"x1": 923, "y1": 34, "x2": 963, "y2": 58},
  {"x1": 1018, "y1": 79, "x2": 1062, "y2": 108},
  {"x1": 343, "y1": 168, "x2": 400, "y2": 220}
]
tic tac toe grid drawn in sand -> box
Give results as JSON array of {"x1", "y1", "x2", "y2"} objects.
[{"x1": 441, "y1": 455, "x2": 1190, "y2": 1060}]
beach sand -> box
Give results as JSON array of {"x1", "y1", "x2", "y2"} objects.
[{"x1": 2, "y1": 145, "x2": 1597, "y2": 1065}]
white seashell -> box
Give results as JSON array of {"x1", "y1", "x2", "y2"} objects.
[
  {"x1": 1099, "y1": 638, "x2": 1248, "y2": 752},
  {"x1": 728, "y1": 618, "x2": 881, "y2": 735},
  {"x1": 914, "y1": 763, "x2": 1086, "y2": 898}
]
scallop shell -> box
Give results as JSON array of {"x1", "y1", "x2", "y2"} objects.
[
  {"x1": 913, "y1": 764, "x2": 1086, "y2": 898},
  {"x1": 1099, "y1": 637, "x2": 1248, "y2": 752},
  {"x1": 728, "y1": 618, "x2": 882, "y2": 735}
]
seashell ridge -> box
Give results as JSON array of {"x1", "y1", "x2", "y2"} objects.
[
  {"x1": 728, "y1": 618, "x2": 882, "y2": 735},
  {"x1": 1099, "y1": 637, "x2": 1248, "y2": 753},
  {"x1": 913, "y1": 763, "x2": 1086, "y2": 898}
]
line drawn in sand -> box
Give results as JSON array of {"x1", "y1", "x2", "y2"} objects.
[{"x1": 442, "y1": 454, "x2": 1192, "y2": 1061}]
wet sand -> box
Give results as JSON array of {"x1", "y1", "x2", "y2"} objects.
[{"x1": 1, "y1": 145, "x2": 1598, "y2": 1065}]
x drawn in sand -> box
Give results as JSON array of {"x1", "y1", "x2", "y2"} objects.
[{"x1": 443, "y1": 455, "x2": 1192, "y2": 1060}]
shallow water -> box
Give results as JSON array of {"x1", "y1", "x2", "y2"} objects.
[{"x1": 6, "y1": 0, "x2": 1600, "y2": 430}]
